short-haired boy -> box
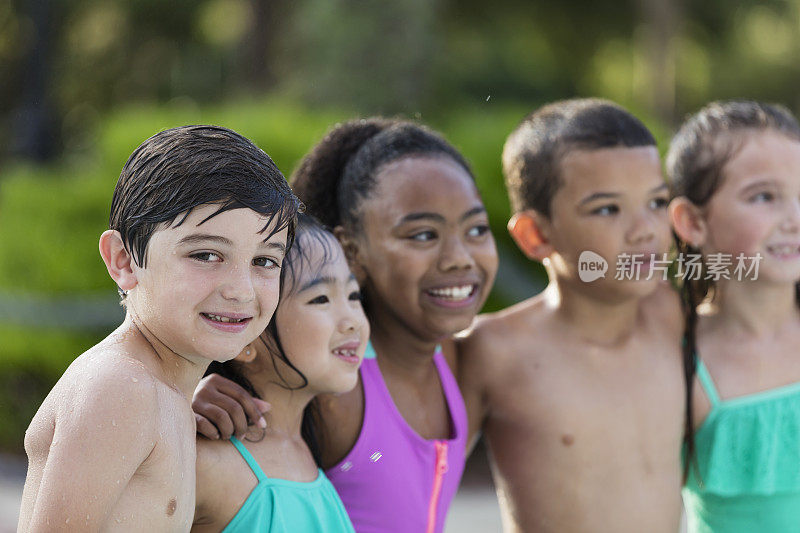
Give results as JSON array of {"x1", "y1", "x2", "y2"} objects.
[
  {"x1": 19, "y1": 125, "x2": 299, "y2": 531},
  {"x1": 458, "y1": 99, "x2": 685, "y2": 532}
]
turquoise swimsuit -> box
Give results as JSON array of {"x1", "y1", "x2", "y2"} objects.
[
  {"x1": 221, "y1": 437, "x2": 355, "y2": 533},
  {"x1": 683, "y1": 358, "x2": 800, "y2": 533}
]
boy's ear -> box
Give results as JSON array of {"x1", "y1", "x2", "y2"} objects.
[
  {"x1": 333, "y1": 225, "x2": 368, "y2": 282},
  {"x1": 508, "y1": 211, "x2": 554, "y2": 261},
  {"x1": 99, "y1": 230, "x2": 138, "y2": 292},
  {"x1": 668, "y1": 197, "x2": 707, "y2": 247}
]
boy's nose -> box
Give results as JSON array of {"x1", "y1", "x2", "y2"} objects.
[
  {"x1": 438, "y1": 236, "x2": 475, "y2": 271},
  {"x1": 626, "y1": 211, "x2": 657, "y2": 245},
  {"x1": 220, "y1": 266, "x2": 256, "y2": 302}
]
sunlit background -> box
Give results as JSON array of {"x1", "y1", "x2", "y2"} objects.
[{"x1": 1, "y1": 0, "x2": 799, "y2": 529}]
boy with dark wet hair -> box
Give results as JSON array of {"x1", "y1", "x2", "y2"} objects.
[{"x1": 19, "y1": 125, "x2": 300, "y2": 532}]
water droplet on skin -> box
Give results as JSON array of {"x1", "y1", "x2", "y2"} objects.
[
  {"x1": 131, "y1": 377, "x2": 138, "y2": 383},
  {"x1": 112, "y1": 420, "x2": 117, "y2": 427},
  {"x1": 65, "y1": 518, "x2": 70, "y2": 524}
]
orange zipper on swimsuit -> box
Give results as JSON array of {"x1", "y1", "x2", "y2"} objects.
[{"x1": 426, "y1": 440, "x2": 449, "y2": 533}]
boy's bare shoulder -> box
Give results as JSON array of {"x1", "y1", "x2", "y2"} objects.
[
  {"x1": 458, "y1": 294, "x2": 554, "y2": 376},
  {"x1": 463, "y1": 295, "x2": 552, "y2": 352},
  {"x1": 29, "y1": 341, "x2": 162, "y2": 449}
]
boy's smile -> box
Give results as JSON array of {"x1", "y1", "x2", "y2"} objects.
[
  {"x1": 544, "y1": 146, "x2": 671, "y2": 299},
  {"x1": 126, "y1": 204, "x2": 288, "y2": 364}
]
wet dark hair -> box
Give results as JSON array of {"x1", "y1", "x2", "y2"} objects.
[
  {"x1": 207, "y1": 213, "x2": 342, "y2": 466},
  {"x1": 110, "y1": 125, "x2": 300, "y2": 269},
  {"x1": 290, "y1": 117, "x2": 474, "y2": 232},
  {"x1": 502, "y1": 98, "x2": 657, "y2": 218},
  {"x1": 666, "y1": 100, "x2": 800, "y2": 481}
]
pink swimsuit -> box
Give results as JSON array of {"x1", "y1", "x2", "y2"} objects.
[{"x1": 326, "y1": 344, "x2": 468, "y2": 533}]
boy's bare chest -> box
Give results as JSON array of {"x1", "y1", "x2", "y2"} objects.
[
  {"x1": 487, "y1": 342, "x2": 684, "y2": 451},
  {"x1": 114, "y1": 403, "x2": 196, "y2": 529}
]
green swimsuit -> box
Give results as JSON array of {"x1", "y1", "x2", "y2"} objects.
[
  {"x1": 683, "y1": 359, "x2": 800, "y2": 532},
  {"x1": 221, "y1": 437, "x2": 355, "y2": 533}
]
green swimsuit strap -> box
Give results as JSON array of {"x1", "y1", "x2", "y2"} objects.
[
  {"x1": 695, "y1": 358, "x2": 721, "y2": 407},
  {"x1": 230, "y1": 436, "x2": 268, "y2": 483}
]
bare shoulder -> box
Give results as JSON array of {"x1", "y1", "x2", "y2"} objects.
[
  {"x1": 195, "y1": 437, "x2": 232, "y2": 502},
  {"x1": 27, "y1": 344, "x2": 160, "y2": 450},
  {"x1": 458, "y1": 295, "x2": 551, "y2": 371}
]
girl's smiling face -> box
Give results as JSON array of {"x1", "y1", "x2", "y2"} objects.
[
  {"x1": 701, "y1": 130, "x2": 800, "y2": 284},
  {"x1": 274, "y1": 231, "x2": 369, "y2": 395},
  {"x1": 349, "y1": 156, "x2": 498, "y2": 341}
]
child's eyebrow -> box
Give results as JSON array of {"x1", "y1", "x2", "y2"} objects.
[
  {"x1": 740, "y1": 179, "x2": 778, "y2": 192},
  {"x1": 177, "y1": 234, "x2": 233, "y2": 246},
  {"x1": 460, "y1": 206, "x2": 487, "y2": 221},
  {"x1": 396, "y1": 206, "x2": 486, "y2": 226},
  {"x1": 259, "y1": 241, "x2": 286, "y2": 254},
  {"x1": 298, "y1": 275, "x2": 336, "y2": 292},
  {"x1": 397, "y1": 212, "x2": 445, "y2": 225},
  {"x1": 649, "y1": 184, "x2": 668, "y2": 193},
  {"x1": 579, "y1": 192, "x2": 620, "y2": 206}
]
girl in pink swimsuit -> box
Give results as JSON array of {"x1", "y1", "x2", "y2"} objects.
[{"x1": 195, "y1": 118, "x2": 499, "y2": 532}]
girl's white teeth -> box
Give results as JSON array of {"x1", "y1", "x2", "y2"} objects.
[
  {"x1": 428, "y1": 285, "x2": 474, "y2": 300},
  {"x1": 205, "y1": 313, "x2": 245, "y2": 323},
  {"x1": 333, "y1": 349, "x2": 357, "y2": 357},
  {"x1": 768, "y1": 245, "x2": 800, "y2": 255}
]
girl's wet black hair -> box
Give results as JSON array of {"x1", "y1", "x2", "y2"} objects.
[
  {"x1": 666, "y1": 100, "x2": 800, "y2": 482},
  {"x1": 290, "y1": 117, "x2": 474, "y2": 232},
  {"x1": 206, "y1": 213, "x2": 340, "y2": 466},
  {"x1": 110, "y1": 125, "x2": 300, "y2": 269}
]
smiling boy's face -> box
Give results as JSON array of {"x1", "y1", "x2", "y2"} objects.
[
  {"x1": 541, "y1": 145, "x2": 672, "y2": 300},
  {"x1": 126, "y1": 205, "x2": 288, "y2": 363}
]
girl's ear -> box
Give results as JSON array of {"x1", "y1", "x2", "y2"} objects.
[
  {"x1": 99, "y1": 230, "x2": 138, "y2": 292},
  {"x1": 333, "y1": 225, "x2": 368, "y2": 282},
  {"x1": 234, "y1": 342, "x2": 258, "y2": 363},
  {"x1": 669, "y1": 197, "x2": 707, "y2": 247},
  {"x1": 508, "y1": 211, "x2": 554, "y2": 261}
]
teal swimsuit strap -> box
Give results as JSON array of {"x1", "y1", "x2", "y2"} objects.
[
  {"x1": 230, "y1": 436, "x2": 268, "y2": 483},
  {"x1": 695, "y1": 358, "x2": 721, "y2": 407}
]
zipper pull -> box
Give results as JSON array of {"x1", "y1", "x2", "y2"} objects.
[{"x1": 435, "y1": 441, "x2": 449, "y2": 474}]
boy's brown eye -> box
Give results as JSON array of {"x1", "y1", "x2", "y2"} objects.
[
  {"x1": 253, "y1": 257, "x2": 278, "y2": 268},
  {"x1": 191, "y1": 251, "x2": 221, "y2": 262},
  {"x1": 591, "y1": 205, "x2": 619, "y2": 216}
]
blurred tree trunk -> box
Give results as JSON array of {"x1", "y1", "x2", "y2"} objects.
[
  {"x1": 636, "y1": 0, "x2": 681, "y2": 126},
  {"x1": 244, "y1": 0, "x2": 277, "y2": 90},
  {"x1": 13, "y1": 0, "x2": 59, "y2": 161}
]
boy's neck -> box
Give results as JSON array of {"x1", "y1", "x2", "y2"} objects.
[
  {"x1": 707, "y1": 280, "x2": 799, "y2": 337},
  {"x1": 123, "y1": 313, "x2": 211, "y2": 399},
  {"x1": 545, "y1": 278, "x2": 643, "y2": 346},
  {"x1": 247, "y1": 373, "x2": 315, "y2": 436}
]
